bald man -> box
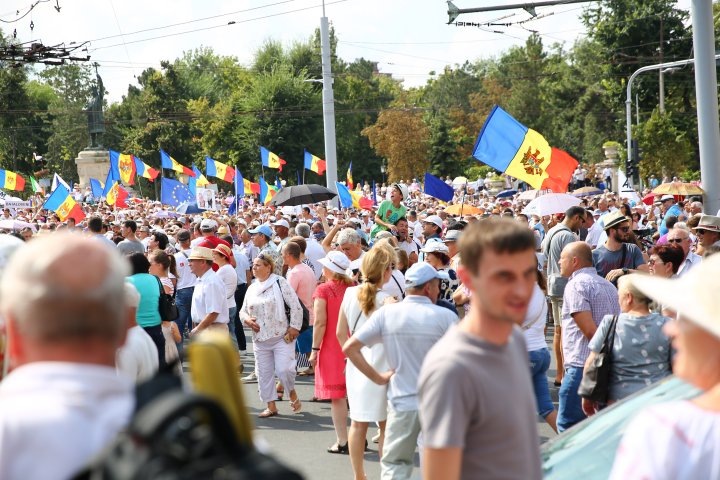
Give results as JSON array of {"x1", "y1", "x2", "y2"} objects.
[
  {"x1": 0, "y1": 235, "x2": 134, "y2": 480},
  {"x1": 556, "y1": 241, "x2": 620, "y2": 432}
]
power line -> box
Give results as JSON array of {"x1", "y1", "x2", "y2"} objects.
[{"x1": 88, "y1": 0, "x2": 352, "y2": 53}]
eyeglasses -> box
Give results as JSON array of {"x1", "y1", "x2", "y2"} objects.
[
  {"x1": 648, "y1": 258, "x2": 664, "y2": 266},
  {"x1": 618, "y1": 226, "x2": 631, "y2": 232},
  {"x1": 667, "y1": 238, "x2": 686, "y2": 244}
]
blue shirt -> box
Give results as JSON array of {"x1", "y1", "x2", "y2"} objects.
[
  {"x1": 659, "y1": 204, "x2": 682, "y2": 235},
  {"x1": 127, "y1": 274, "x2": 162, "y2": 328}
]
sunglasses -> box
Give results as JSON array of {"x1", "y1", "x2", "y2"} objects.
[
  {"x1": 667, "y1": 238, "x2": 686, "y2": 244},
  {"x1": 618, "y1": 226, "x2": 630, "y2": 232}
]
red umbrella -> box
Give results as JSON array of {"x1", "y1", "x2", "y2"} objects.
[{"x1": 642, "y1": 193, "x2": 656, "y2": 205}]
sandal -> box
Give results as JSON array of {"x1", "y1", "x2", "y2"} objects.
[
  {"x1": 290, "y1": 398, "x2": 302, "y2": 413},
  {"x1": 258, "y1": 409, "x2": 279, "y2": 418},
  {"x1": 327, "y1": 442, "x2": 349, "y2": 454},
  {"x1": 298, "y1": 368, "x2": 314, "y2": 376}
]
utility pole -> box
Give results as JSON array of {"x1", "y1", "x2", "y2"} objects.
[
  {"x1": 659, "y1": 16, "x2": 665, "y2": 113},
  {"x1": 319, "y1": 0, "x2": 338, "y2": 206},
  {"x1": 691, "y1": 0, "x2": 720, "y2": 214}
]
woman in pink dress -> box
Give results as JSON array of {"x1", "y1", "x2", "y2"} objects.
[{"x1": 309, "y1": 251, "x2": 354, "y2": 454}]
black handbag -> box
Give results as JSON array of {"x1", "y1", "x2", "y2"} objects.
[
  {"x1": 155, "y1": 275, "x2": 179, "y2": 322},
  {"x1": 276, "y1": 279, "x2": 310, "y2": 333},
  {"x1": 578, "y1": 315, "x2": 619, "y2": 403}
]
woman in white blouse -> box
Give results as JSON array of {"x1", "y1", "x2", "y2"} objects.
[{"x1": 240, "y1": 252, "x2": 303, "y2": 418}]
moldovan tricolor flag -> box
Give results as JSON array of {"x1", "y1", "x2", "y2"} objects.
[
  {"x1": 160, "y1": 149, "x2": 196, "y2": 177},
  {"x1": 0, "y1": 169, "x2": 25, "y2": 191},
  {"x1": 106, "y1": 182, "x2": 129, "y2": 208},
  {"x1": 205, "y1": 156, "x2": 235, "y2": 182},
  {"x1": 109, "y1": 150, "x2": 136, "y2": 185},
  {"x1": 259, "y1": 176, "x2": 278, "y2": 205},
  {"x1": 260, "y1": 147, "x2": 286, "y2": 172},
  {"x1": 43, "y1": 184, "x2": 85, "y2": 222},
  {"x1": 134, "y1": 156, "x2": 159, "y2": 181},
  {"x1": 303, "y1": 150, "x2": 326, "y2": 175},
  {"x1": 472, "y1": 105, "x2": 578, "y2": 192}
]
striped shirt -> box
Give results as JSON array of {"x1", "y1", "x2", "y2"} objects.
[{"x1": 561, "y1": 267, "x2": 620, "y2": 368}]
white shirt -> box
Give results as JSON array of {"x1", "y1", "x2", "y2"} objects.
[
  {"x1": 304, "y1": 237, "x2": 326, "y2": 281},
  {"x1": 382, "y1": 269, "x2": 406, "y2": 299},
  {"x1": 0, "y1": 363, "x2": 134, "y2": 480},
  {"x1": 216, "y1": 264, "x2": 237, "y2": 309},
  {"x1": 232, "y1": 246, "x2": 250, "y2": 285},
  {"x1": 678, "y1": 251, "x2": 702, "y2": 277},
  {"x1": 174, "y1": 248, "x2": 196, "y2": 290},
  {"x1": 116, "y1": 326, "x2": 160, "y2": 383},
  {"x1": 191, "y1": 269, "x2": 230, "y2": 325}
]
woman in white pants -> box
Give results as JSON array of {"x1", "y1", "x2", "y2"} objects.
[{"x1": 240, "y1": 252, "x2": 303, "y2": 417}]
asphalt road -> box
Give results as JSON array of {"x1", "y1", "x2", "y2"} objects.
[{"x1": 229, "y1": 325, "x2": 560, "y2": 480}]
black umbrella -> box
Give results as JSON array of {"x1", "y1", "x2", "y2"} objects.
[{"x1": 269, "y1": 184, "x2": 337, "y2": 206}]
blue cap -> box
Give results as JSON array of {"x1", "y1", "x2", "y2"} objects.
[
  {"x1": 248, "y1": 224, "x2": 273, "y2": 238},
  {"x1": 405, "y1": 262, "x2": 449, "y2": 288}
]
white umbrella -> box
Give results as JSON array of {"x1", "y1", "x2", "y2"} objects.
[
  {"x1": 517, "y1": 189, "x2": 552, "y2": 202},
  {"x1": 0, "y1": 219, "x2": 36, "y2": 232},
  {"x1": 522, "y1": 193, "x2": 581, "y2": 217},
  {"x1": 452, "y1": 176, "x2": 468, "y2": 188}
]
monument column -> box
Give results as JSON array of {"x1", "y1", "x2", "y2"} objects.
[{"x1": 74, "y1": 64, "x2": 110, "y2": 189}]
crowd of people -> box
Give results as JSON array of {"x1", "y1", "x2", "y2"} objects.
[{"x1": 0, "y1": 177, "x2": 719, "y2": 479}]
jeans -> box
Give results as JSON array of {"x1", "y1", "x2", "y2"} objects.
[
  {"x1": 528, "y1": 348, "x2": 554, "y2": 418},
  {"x1": 557, "y1": 365, "x2": 586, "y2": 432},
  {"x1": 227, "y1": 306, "x2": 238, "y2": 351},
  {"x1": 142, "y1": 324, "x2": 166, "y2": 369},
  {"x1": 233, "y1": 284, "x2": 247, "y2": 351},
  {"x1": 175, "y1": 286, "x2": 194, "y2": 336}
]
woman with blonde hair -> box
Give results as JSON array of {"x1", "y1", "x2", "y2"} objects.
[
  {"x1": 336, "y1": 246, "x2": 394, "y2": 480},
  {"x1": 309, "y1": 251, "x2": 355, "y2": 454}
]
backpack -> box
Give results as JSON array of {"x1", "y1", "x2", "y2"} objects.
[
  {"x1": 277, "y1": 278, "x2": 310, "y2": 333},
  {"x1": 73, "y1": 367, "x2": 303, "y2": 480}
]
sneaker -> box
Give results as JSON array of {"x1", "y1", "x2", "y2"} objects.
[{"x1": 241, "y1": 371, "x2": 257, "y2": 383}]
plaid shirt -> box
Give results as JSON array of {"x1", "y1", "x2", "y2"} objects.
[{"x1": 561, "y1": 267, "x2": 621, "y2": 368}]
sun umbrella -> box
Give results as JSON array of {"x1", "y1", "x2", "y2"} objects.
[
  {"x1": 0, "y1": 219, "x2": 36, "y2": 232},
  {"x1": 176, "y1": 202, "x2": 204, "y2": 214},
  {"x1": 652, "y1": 182, "x2": 704, "y2": 196},
  {"x1": 572, "y1": 186, "x2": 603, "y2": 197},
  {"x1": 451, "y1": 176, "x2": 468, "y2": 187},
  {"x1": 522, "y1": 193, "x2": 581, "y2": 217},
  {"x1": 152, "y1": 210, "x2": 180, "y2": 219},
  {"x1": 496, "y1": 189, "x2": 517, "y2": 198},
  {"x1": 268, "y1": 184, "x2": 337, "y2": 207},
  {"x1": 517, "y1": 189, "x2": 551, "y2": 201},
  {"x1": 444, "y1": 204, "x2": 483, "y2": 216}
]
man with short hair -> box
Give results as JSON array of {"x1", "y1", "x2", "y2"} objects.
[
  {"x1": 343, "y1": 262, "x2": 456, "y2": 480},
  {"x1": 557, "y1": 241, "x2": 620, "y2": 431},
  {"x1": 117, "y1": 220, "x2": 145, "y2": 255},
  {"x1": 419, "y1": 219, "x2": 542, "y2": 480},
  {"x1": 238, "y1": 228, "x2": 259, "y2": 266},
  {"x1": 668, "y1": 227, "x2": 701, "y2": 276},
  {"x1": 541, "y1": 205, "x2": 586, "y2": 385},
  {"x1": 396, "y1": 217, "x2": 421, "y2": 267},
  {"x1": 188, "y1": 246, "x2": 230, "y2": 336},
  {"x1": 592, "y1": 210, "x2": 647, "y2": 282},
  {"x1": 88, "y1": 216, "x2": 116, "y2": 248},
  {"x1": 0, "y1": 234, "x2": 134, "y2": 479}
]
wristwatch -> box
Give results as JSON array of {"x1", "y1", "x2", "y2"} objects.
[{"x1": 622, "y1": 267, "x2": 629, "y2": 275}]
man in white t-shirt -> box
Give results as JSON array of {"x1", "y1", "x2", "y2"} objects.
[
  {"x1": 173, "y1": 229, "x2": 196, "y2": 338},
  {"x1": 0, "y1": 234, "x2": 134, "y2": 480}
]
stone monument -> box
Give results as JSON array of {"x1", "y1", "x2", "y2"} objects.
[
  {"x1": 597, "y1": 142, "x2": 620, "y2": 194},
  {"x1": 74, "y1": 64, "x2": 110, "y2": 189}
]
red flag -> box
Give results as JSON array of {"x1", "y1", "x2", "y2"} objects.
[{"x1": 541, "y1": 148, "x2": 578, "y2": 193}]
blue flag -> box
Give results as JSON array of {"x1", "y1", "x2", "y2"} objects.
[
  {"x1": 89, "y1": 178, "x2": 104, "y2": 198},
  {"x1": 335, "y1": 182, "x2": 354, "y2": 209},
  {"x1": 423, "y1": 173, "x2": 454, "y2": 202},
  {"x1": 102, "y1": 168, "x2": 114, "y2": 197},
  {"x1": 275, "y1": 177, "x2": 282, "y2": 190},
  {"x1": 160, "y1": 177, "x2": 193, "y2": 207}
]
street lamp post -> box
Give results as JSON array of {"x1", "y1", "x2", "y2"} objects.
[{"x1": 625, "y1": 54, "x2": 720, "y2": 193}]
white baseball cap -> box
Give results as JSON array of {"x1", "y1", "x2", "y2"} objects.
[
  {"x1": 274, "y1": 219, "x2": 290, "y2": 229},
  {"x1": 405, "y1": 262, "x2": 449, "y2": 288}
]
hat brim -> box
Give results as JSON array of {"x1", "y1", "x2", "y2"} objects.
[
  {"x1": 187, "y1": 255, "x2": 213, "y2": 261},
  {"x1": 630, "y1": 262, "x2": 720, "y2": 340},
  {"x1": 318, "y1": 257, "x2": 350, "y2": 276},
  {"x1": 696, "y1": 226, "x2": 720, "y2": 232}
]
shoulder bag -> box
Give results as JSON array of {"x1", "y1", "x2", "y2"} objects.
[
  {"x1": 578, "y1": 315, "x2": 619, "y2": 403},
  {"x1": 155, "y1": 275, "x2": 179, "y2": 322},
  {"x1": 276, "y1": 278, "x2": 310, "y2": 333}
]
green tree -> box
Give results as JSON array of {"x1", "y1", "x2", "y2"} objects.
[{"x1": 635, "y1": 109, "x2": 693, "y2": 179}]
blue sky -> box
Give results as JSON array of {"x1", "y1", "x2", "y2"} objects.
[{"x1": 1, "y1": 0, "x2": 693, "y2": 103}]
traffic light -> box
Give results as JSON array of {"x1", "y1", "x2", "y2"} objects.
[{"x1": 629, "y1": 139, "x2": 641, "y2": 185}]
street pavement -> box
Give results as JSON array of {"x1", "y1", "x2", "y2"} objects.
[{"x1": 228, "y1": 325, "x2": 561, "y2": 479}]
